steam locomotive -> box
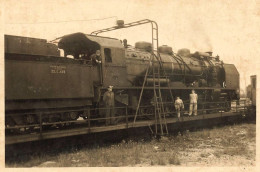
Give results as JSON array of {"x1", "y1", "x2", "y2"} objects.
[{"x1": 5, "y1": 26, "x2": 240, "y2": 126}]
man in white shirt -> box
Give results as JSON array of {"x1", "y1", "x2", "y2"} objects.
[{"x1": 189, "y1": 89, "x2": 198, "y2": 116}]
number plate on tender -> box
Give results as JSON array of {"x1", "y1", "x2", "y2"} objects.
[{"x1": 50, "y1": 65, "x2": 66, "y2": 74}]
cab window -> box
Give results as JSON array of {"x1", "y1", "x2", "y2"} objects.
[{"x1": 104, "y1": 48, "x2": 112, "y2": 62}]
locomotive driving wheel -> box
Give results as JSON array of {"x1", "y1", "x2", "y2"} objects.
[
  {"x1": 25, "y1": 114, "x2": 36, "y2": 124},
  {"x1": 5, "y1": 116, "x2": 15, "y2": 127},
  {"x1": 69, "y1": 112, "x2": 79, "y2": 120}
]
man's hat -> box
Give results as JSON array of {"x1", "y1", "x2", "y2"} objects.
[{"x1": 108, "y1": 85, "x2": 113, "y2": 89}]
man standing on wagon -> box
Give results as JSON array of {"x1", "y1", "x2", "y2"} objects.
[
  {"x1": 175, "y1": 96, "x2": 184, "y2": 118},
  {"x1": 189, "y1": 89, "x2": 198, "y2": 116},
  {"x1": 103, "y1": 86, "x2": 115, "y2": 125}
]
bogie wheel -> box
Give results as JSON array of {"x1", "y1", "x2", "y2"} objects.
[{"x1": 224, "y1": 101, "x2": 231, "y2": 112}]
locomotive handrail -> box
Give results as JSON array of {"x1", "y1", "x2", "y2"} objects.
[
  {"x1": 170, "y1": 54, "x2": 183, "y2": 73},
  {"x1": 127, "y1": 72, "x2": 203, "y2": 77},
  {"x1": 5, "y1": 102, "x2": 234, "y2": 128},
  {"x1": 5, "y1": 100, "x2": 247, "y2": 130},
  {"x1": 171, "y1": 53, "x2": 192, "y2": 73},
  {"x1": 91, "y1": 19, "x2": 157, "y2": 35},
  {"x1": 5, "y1": 100, "x2": 246, "y2": 117}
]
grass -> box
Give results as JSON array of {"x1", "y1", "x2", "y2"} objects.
[
  {"x1": 169, "y1": 153, "x2": 181, "y2": 165},
  {"x1": 6, "y1": 123, "x2": 256, "y2": 167}
]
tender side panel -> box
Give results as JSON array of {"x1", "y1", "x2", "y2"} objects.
[{"x1": 5, "y1": 58, "x2": 94, "y2": 100}]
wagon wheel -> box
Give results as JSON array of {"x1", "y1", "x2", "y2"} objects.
[
  {"x1": 5, "y1": 116, "x2": 16, "y2": 127},
  {"x1": 224, "y1": 101, "x2": 231, "y2": 112},
  {"x1": 25, "y1": 114, "x2": 36, "y2": 124},
  {"x1": 22, "y1": 114, "x2": 36, "y2": 132},
  {"x1": 65, "y1": 112, "x2": 79, "y2": 126}
]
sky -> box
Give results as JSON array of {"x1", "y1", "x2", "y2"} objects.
[{"x1": 3, "y1": 0, "x2": 260, "y2": 91}]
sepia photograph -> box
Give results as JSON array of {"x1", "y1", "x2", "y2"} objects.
[{"x1": 1, "y1": 0, "x2": 259, "y2": 169}]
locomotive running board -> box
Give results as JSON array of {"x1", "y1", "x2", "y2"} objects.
[{"x1": 5, "y1": 111, "x2": 245, "y2": 145}]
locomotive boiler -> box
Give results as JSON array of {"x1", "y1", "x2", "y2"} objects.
[{"x1": 126, "y1": 42, "x2": 227, "y2": 88}]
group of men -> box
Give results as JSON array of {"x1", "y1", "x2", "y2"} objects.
[
  {"x1": 174, "y1": 89, "x2": 198, "y2": 118},
  {"x1": 103, "y1": 86, "x2": 198, "y2": 125}
]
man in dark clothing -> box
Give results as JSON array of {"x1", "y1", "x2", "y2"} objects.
[
  {"x1": 90, "y1": 50, "x2": 102, "y2": 65},
  {"x1": 103, "y1": 86, "x2": 115, "y2": 125}
]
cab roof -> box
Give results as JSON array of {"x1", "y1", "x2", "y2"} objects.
[{"x1": 58, "y1": 32, "x2": 123, "y2": 55}]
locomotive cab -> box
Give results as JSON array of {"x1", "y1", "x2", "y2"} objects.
[
  {"x1": 86, "y1": 34, "x2": 128, "y2": 87},
  {"x1": 58, "y1": 32, "x2": 129, "y2": 88}
]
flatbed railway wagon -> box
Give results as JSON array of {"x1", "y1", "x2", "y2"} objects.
[{"x1": 5, "y1": 19, "x2": 244, "y2": 144}]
